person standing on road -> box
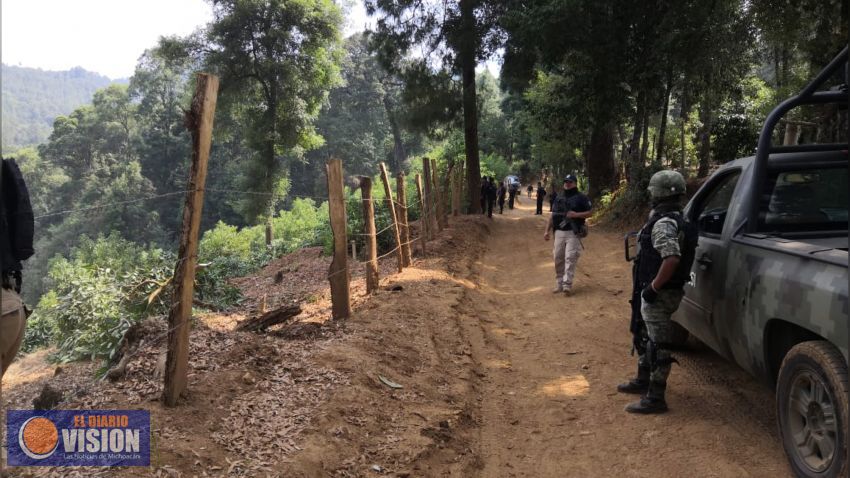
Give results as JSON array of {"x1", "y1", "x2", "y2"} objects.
[
  {"x1": 485, "y1": 177, "x2": 497, "y2": 218},
  {"x1": 535, "y1": 182, "x2": 547, "y2": 215},
  {"x1": 618, "y1": 170, "x2": 697, "y2": 414},
  {"x1": 543, "y1": 174, "x2": 592, "y2": 294},
  {"x1": 527, "y1": 184, "x2": 534, "y2": 198},
  {"x1": 497, "y1": 183, "x2": 507, "y2": 214},
  {"x1": 508, "y1": 181, "x2": 519, "y2": 209}
]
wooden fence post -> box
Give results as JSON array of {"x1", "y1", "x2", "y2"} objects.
[
  {"x1": 379, "y1": 163, "x2": 404, "y2": 273},
  {"x1": 415, "y1": 173, "x2": 428, "y2": 254},
  {"x1": 431, "y1": 158, "x2": 448, "y2": 228},
  {"x1": 163, "y1": 73, "x2": 219, "y2": 407},
  {"x1": 360, "y1": 177, "x2": 379, "y2": 294},
  {"x1": 422, "y1": 157, "x2": 439, "y2": 234},
  {"x1": 396, "y1": 172, "x2": 412, "y2": 267},
  {"x1": 326, "y1": 158, "x2": 351, "y2": 319}
]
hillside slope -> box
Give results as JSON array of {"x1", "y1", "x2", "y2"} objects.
[{"x1": 1, "y1": 64, "x2": 121, "y2": 150}]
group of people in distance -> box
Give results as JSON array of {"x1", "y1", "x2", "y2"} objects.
[{"x1": 479, "y1": 176, "x2": 554, "y2": 218}]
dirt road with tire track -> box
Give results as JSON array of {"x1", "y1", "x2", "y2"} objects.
[{"x1": 456, "y1": 202, "x2": 791, "y2": 477}]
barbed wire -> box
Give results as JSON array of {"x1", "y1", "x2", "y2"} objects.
[
  {"x1": 33, "y1": 190, "x2": 195, "y2": 220},
  {"x1": 29, "y1": 185, "x2": 433, "y2": 223}
]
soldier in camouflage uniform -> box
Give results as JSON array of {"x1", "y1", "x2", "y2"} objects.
[{"x1": 618, "y1": 170, "x2": 697, "y2": 414}]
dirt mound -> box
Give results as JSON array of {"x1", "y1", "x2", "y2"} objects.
[
  {"x1": 1, "y1": 216, "x2": 490, "y2": 477},
  {"x1": 283, "y1": 217, "x2": 490, "y2": 477}
]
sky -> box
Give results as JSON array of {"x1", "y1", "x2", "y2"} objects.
[
  {"x1": 2, "y1": 0, "x2": 372, "y2": 80},
  {"x1": 1, "y1": 0, "x2": 496, "y2": 80}
]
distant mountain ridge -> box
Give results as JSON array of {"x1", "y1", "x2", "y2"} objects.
[{"x1": 1, "y1": 64, "x2": 125, "y2": 151}]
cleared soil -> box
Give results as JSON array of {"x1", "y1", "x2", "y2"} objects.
[{"x1": 2, "y1": 202, "x2": 792, "y2": 477}]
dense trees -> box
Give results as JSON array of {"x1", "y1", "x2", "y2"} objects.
[
  {"x1": 1, "y1": 65, "x2": 120, "y2": 151},
  {"x1": 498, "y1": 0, "x2": 845, "y2": 200},
  {"x1": 162, "y1": 0, "x2": 346, "y2": 220},
  {"x1": 366, "y1": 0, "x2": 506, "y2": 212}
]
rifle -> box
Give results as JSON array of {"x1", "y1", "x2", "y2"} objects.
[{"x1": 624, "y1": 231, "x2": 646, "y2": 355}]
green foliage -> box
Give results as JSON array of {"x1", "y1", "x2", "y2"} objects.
[
  {"x1": 480, "y1": 152, "x2": 511, "y2": 183},
  {"x1": 1, "y1": 65, "x2": 121, "y2": 151},
  {"x1": 24, "y1": 234, "x2": 174, "y2": 362},
  {"x1": 24, "y1": 195, "x2": 332, "y2": 361},
  {"x1": 170, "y1": 0, "x2": 346, "y2": 221},
  {"x1": 197, "y1": 198, "x2": 331, "y2": 294}
]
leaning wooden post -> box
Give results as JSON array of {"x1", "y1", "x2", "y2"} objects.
[
  {"x1": 326, "y1": 158, "x2": 351, "y2": 319},
  {"x1": 396, "y1": 172, "x2": 412, "y2": 267},
  {"x1": 415, "y1": 174, "x2": 428, "y2": 254},
  {"x1": 360, "y1": 177, "x2": 379, "y2": 294},
  {"x1": 432, "y1": 158, "x2": 448, "y2": 228},
  {"x1": 379, "y1": 163, "x2": 404, "y2": 273},
  {"x1": 422, "y1": 157, "x2": 439, "y2": 234},
  {"x1": 163, "y1": 73, "x2": 219, "y2": 407}
]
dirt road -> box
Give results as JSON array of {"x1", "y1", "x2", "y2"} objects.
[
  {"x1": 456, "y1": 202, "x2": 792, "y2": 477},
  {"x1": 2, "y1": 201, "x2": 794, "y2": 477}
]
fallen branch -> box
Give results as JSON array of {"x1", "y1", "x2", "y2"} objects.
[{"x1": 236, "y1": 304, "x2": 302, "y2": 332}]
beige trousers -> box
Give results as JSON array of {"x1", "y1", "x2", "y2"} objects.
[
  {"x1": 553, "y1": 230, "x2": 582, "y2": 290},
  {"x1": 1, "y1": 287, "x2": 25, "y2": 472}
]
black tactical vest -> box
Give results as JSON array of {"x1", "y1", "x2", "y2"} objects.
[
  {"x1": 635, "y1": 211, "x2": 697, "y2": 289},
  {"x1": 552, "y1": 190, "x2": 589, "y2": 231}
]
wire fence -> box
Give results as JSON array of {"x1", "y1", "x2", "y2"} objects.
[{"x1": 27, "y1": 174, "x2": 445, "y2": 287}]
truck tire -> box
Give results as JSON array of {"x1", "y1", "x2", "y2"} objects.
[{"x1": 776, "y1": 341, "x2": 848, "y2": 478}]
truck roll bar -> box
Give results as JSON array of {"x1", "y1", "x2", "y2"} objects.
[{"x1": 747, "y1": 47, "x2": 849, "y2": 233}]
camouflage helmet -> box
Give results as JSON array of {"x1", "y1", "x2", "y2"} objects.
[{"x1": 647, "y1": 170, "x2": 686, "y2": 199}]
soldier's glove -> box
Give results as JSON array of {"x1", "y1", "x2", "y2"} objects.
[{"x1": 641, "y1": 284, "x2": 658, "y2": 304}]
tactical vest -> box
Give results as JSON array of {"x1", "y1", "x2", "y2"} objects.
[
  {"x1": 635, "y1": 211, "x2": 697, "y2": 289},
  {"x1": 553, "y1": 191, "x2": 588, "y2": 231}
]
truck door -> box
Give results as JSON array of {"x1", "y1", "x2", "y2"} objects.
[{"x1": 676, "y1": 170, "x2": 741, "y2": 348}]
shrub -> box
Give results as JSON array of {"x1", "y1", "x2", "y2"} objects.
[
  {"x1": 24, "y1": 234, "x2": 174, "y2": 362},
  {"x1": 24, "y1": 197, "x2": 334, "y2": 363}
]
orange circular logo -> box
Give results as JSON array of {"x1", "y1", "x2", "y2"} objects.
[{"x1": 19, "y1": 416, "x2": 59, "y2": 460}]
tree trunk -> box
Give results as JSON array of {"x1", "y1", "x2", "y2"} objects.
[
  {"x1": 586, "y1": 122, "x2": 617, "y2": 198},
  {"x1": 640, "y1": 108, "x2": 650, "y2": 165},
  {"x1": 460, "y1": 0, "x2": 481, "y2": 214},
  {"x1": 655, "y1": 72, "x2": 672, "y2": 166},
  {"x1": 678, "y1": 91, "x2": 690, "y2": 172},
  {"x1": 262, "y1": 88, "x2": 279, "y2": 218},
  {"x1": 383, "y1": 96, "x2": 406, "y2": 174},
  {"x1": 697, "y1": 100, "x2": 713, "y2": 178},
  {"x1": 616, "y1": 123, "x2": 628, "y2": 180},
  {"x1": 627, "y1": 92, "x2": 645, "y2": 184}
]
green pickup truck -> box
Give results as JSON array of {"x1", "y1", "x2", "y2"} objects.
[{"x1": 671, "y1": 48, "x2": 848, "y2": 478}]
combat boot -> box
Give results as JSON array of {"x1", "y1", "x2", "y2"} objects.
[
  {"x1": 616, "y1": 363, "x2": 650, "y2": 394},
  {"x1": 624, "y1": 381, "x2": 668, "y2": 414}
]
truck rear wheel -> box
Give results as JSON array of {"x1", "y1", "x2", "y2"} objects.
[{"x1": 777, "y1": 341, "x2": 848, "y2": 478}]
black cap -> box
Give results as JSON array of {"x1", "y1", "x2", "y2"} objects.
[{"x1": 563, "y1": 174, "x2": 577, "y2": 183}]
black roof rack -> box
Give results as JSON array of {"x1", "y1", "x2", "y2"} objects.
[{"x1": 747, "y1": 47, "x2": 848, "y2": 233}]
